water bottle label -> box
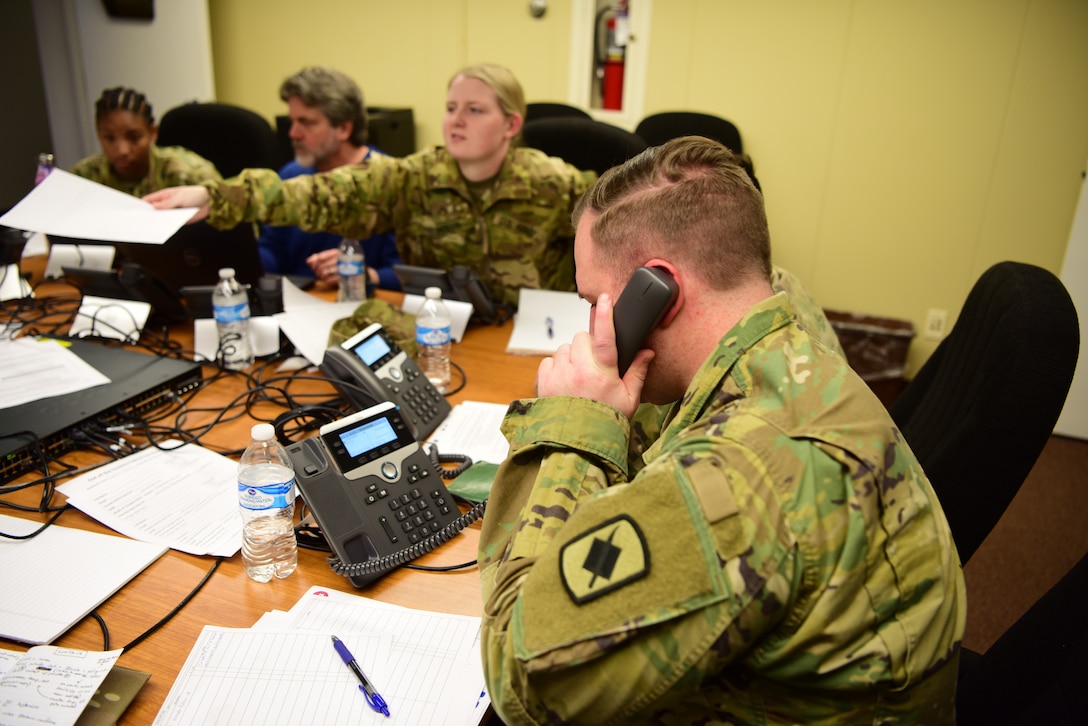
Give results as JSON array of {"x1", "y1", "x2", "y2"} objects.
[
  {"x1": 417, "y1": 324, "x2": 451, "y2": 346},
  {"x1": 238, "y1": 479, "x2": 295, "y2": 510},
  {"x1": 214, "y1": 301, "x2": 250, "y2": 324},
  {"x1": 338, "y1": 259, "x2": 363, "y2": 276}
]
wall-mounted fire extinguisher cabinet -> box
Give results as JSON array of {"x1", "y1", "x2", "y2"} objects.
[{"x1": 593, "y1": 0, "x2": 629, "y2": 111}]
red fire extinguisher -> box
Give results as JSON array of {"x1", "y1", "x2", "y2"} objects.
[{"x1": 600, "y1": 1, "x2": 628, "y2": 110}]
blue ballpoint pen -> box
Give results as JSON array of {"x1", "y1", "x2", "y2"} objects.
[{"x1": 331, "y1": 635, "x2": 390, "y2": 717}]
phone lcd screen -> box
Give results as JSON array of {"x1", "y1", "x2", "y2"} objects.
[
  {"x1": 339, "y1": 417, "x2": 398, "y2": 458},
  {"x1": 352, "y1": 334, "x2": 392, "y2": 367}
]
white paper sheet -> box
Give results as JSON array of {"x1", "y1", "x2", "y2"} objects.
[
  {"x1": 427, "y1": 401, "x2": 510, "y2": 465},
  {"x1": 505, "y1": 288, "x2": 591, "y2": 355},
  {"x1": 0, "y1": 514, "x2": 166, "y2": 645},
  {"x1": 57, "y1": 442, "x2": 244, "y2": 557},
  {"x1": 154, "y1": 629, "x2": 393, "y2": 726},
  {"x1": 43, "y1": 242, "x2": 116, "y2": 278},
  {"x1": 69, "y1": 295, "x2": 152, "y2": 342},
  {"x1": 0, "y1": 169, "x2": 198, "y2": 244},
  {"x1": 0, "y1": 337, "x2": 111, "y2": 410},
  {"x1": 193, "y1": 316, "x2": 282, "y2": 361}
]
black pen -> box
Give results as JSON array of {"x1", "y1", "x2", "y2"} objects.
[
  {"x1": 331, "y1": 635, "x2": 390, "y2": 717},
  {"x1": 546, "y1": 316, "x2": 554, "y2": 339}
]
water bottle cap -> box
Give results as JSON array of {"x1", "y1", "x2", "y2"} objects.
[
  {"x1": 425, "y1": 287, "x2": 442, "y2": 299},
  {"x1": 251, "y1": 423, "x2": 275, "y2": 441},
  {"x1": 219, "y1": 267, "x2": 236, "y2": 279}
]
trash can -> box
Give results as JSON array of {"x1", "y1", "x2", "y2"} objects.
[{"x1": 825, "y1": 309, "x2": 915, "y2": 407}]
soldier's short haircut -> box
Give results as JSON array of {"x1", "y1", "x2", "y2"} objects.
[
  {"x1": 573, "y1": 136, "x2": 771, "y2": 290},
  {"x1": 280, "y1": 67, "x2": 368, "y2": 146},
  {"x1": 451, "y1": 63, "x2": 527, "y2": 145},
  {"x1": 95, "y1": 87, "x2": 154, "y2": 126}
]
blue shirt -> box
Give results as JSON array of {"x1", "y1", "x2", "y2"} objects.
[{"x1": 257, "y1": 149, "x2": 402, "y2": 290}]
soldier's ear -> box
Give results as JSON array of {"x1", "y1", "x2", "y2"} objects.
[{"x1": 504, "y1": 112, "x2": 523, "y2": 140}]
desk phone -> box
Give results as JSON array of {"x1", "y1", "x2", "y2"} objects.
[
  {"x1": 321, "y1": 322, "x2": 451, "y2": 440},
  {"x1": 287, "y1": 402, "x2": 481, "y2": 588}
]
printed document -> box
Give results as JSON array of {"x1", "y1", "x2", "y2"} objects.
[
  {"x1": 57, "y1": 441, "x2": 243, "y2": 557},
  {"x1": 0, "y1": 337, "x2": 111, "y2": 410}
]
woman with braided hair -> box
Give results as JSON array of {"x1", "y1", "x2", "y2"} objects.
[{"x1": 71, "y1": 86, "x2": 221, "y2": 196}]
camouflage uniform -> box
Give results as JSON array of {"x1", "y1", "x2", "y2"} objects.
[
  {"x1": 70, "y1": 144, "x2": 221, "y2": 197},
  {"x1": 479, "y1": 292, "x2": 965, "y2": 725},
  {"x1": 202, "y1": 146, "x2": 597, "y2": 308},
  {"x1": 770, "y1": 264, "x2": 844, "y2": 357}
]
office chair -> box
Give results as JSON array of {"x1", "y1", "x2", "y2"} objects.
[
  {"x1": 525, "y1": 102, "x2": 592, "y2": 123},
  {"x1": 888, "y1": 261, "x2": 1080, "y2": 565},
  {"x1": 157, "y1": 102, "x2": 280, "y2": 178},
  {"x1": 956, "y1": 552, "x2": 1088, "y2": 724},
  {"x1": 634, "y1": 111, "x2": 759, "y2": 190},
  {"x1": 635, "y1": 111, "x2": 744, "y2": 154},
  {"x1": 522, "y1": 116, "x2": 647, "y2": 176}
]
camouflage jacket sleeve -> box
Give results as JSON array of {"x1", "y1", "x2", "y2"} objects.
[
  {"x1": 204, "y1": 153, "x2": 409, "y2": 238},
  {"x1": 204, "y1": 147, "x2": 596, "y2": 308},
  {"x1": 478, "y1": 294, "x2": 964, "y2": 725}
]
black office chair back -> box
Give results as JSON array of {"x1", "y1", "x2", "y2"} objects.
[
  {"x1": 522, "y1": 116, "x2": 647, "y2": 176},
  {"x1": 157, "y1": 102, "x2": 280, "y2": 178},
  {"x1": 956, "y1": 552, "x2": 1088, "y2": 724},
  {"x1": 525, "y1": 102, "x2": 592, "y2": 123},
  {"x1": 634, "y1": 111, "x2": 761, "y2": 190},
  {"x1": 889, "y1": 261, "x2": 1079, "y2": 564},
  {"x1": 635, "y1": 111, "x2": 744, "y2": 155}
]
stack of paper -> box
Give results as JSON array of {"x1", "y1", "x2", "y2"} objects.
[{"x1": 154, "y1": 587, "x2": 489, "y2": 725}]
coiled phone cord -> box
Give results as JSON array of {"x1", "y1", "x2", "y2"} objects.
[{"x1": 327, "y1": 499, "x2": 487, "y2": 579}]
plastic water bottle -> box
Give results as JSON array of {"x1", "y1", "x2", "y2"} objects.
[
  {"x1": 212, "y1": 267, "x2": 254, "y2": 370},
  {"x1": 34, "y1": 153, "x2": 54, "y2": 185},
  {"x1": 416, "y1": 286, "x2": 451, "y2": 392},
  {"x1": 337, "y1": 237, "x2": 365, "y2": 302},
  {"x1": 237, "y1": 423, "x2": 298, "y2": 583}
]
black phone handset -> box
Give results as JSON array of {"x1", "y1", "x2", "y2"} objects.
[
  {"x1": 612, "y1": 266, "x2": 680, "y2": 376},
  {"x1": 320, "y1": 322, "x2": 452, "y2": 440},
  {"x1": 286, "y1": 402, "x2": 486, "y2": 588}
]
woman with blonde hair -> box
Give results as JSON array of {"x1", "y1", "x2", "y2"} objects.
[{"x1": 146, "y1": 64, "x2": 595, "y2": 307}]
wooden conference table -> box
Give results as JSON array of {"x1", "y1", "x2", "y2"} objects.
[{"x1": 1, "y1": 261, "x2": 545, "y2": 724}]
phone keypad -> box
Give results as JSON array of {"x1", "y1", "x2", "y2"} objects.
[{"x1": 387, "y1": 365, "x2": 448, "y2": 433}]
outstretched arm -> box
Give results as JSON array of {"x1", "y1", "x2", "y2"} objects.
[{"x1": 143, "y1": 185, "x2": 211, "y2": 222}]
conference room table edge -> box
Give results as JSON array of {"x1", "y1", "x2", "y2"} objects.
[{"x1": 1, "y1": 262, "x2": 545, "y2": 725}]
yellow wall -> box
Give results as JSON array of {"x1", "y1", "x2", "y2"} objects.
[{"x1": 208, "y1": 0, "x2": 1088, "y2": 376}]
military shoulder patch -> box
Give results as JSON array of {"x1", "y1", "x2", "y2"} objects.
[{"x1": 559, "y1": 515, "x2": 650, "y2": 605}]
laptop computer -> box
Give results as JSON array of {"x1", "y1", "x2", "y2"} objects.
[
  {"x1": 54, "y1": 222, "x2": 266, "y2": 321},
  {"x1": 113, "y1": 220, "x2": 264, "y2": 290}
]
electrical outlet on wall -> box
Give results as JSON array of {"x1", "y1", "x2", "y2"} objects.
[{"x1": 925, "y1": 309, "x2": 948, "y2": 340}]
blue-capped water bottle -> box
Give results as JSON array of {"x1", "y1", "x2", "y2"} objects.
[
  {"x1": 237, "y1": 423, "x2": 298, "y2": 583},
  {"x1": 212, "y1": 267, "x2": 254, "y2": 370},
  {"x1": 337, "y1": 236, "x2": 365, "y2": 302},
  {"x1": 416, "y1": 286, "x2": 451, "y2": 392}
]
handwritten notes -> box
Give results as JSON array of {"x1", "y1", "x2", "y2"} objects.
[{"x1": 0, "y1": 646, "x2": 120, "y2": 726}]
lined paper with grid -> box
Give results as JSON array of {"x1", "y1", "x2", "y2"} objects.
[{"x1": 154, "y1": 587, "x2": 487, "y2": 726}]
